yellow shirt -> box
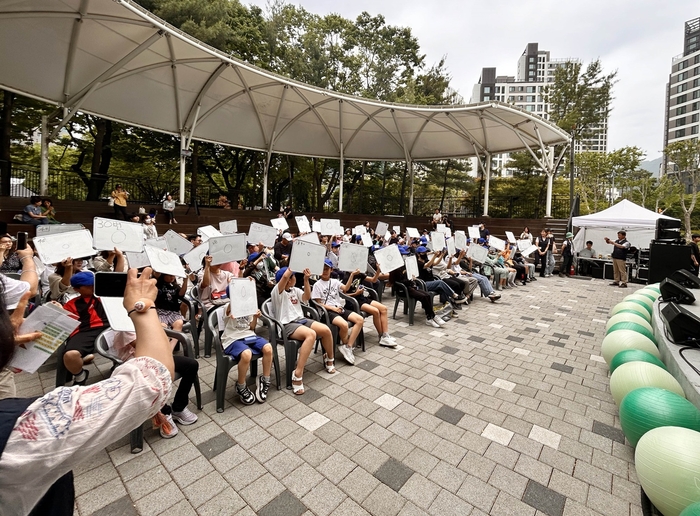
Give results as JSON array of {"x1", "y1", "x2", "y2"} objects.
[{"x1": 111, "y1": 190, "x2": 128, "y2": 207}]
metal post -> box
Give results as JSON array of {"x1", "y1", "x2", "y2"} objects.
[
  {"x1": 179, "y1": 135, "x2": 187, "y2": 205},
  {"x1": 545, "y1": 173, "x2": 553, "y2": 218},
  {"x1": 40, "y1": 115, "x2": 49, "y2": 196},
  {"x1": 338, "y1": 142, "x2": 344, "y2": 212},
  {"x1": 408, "y1": 160, "x2": 414, "y2": 215},
  {"x1": 569, "y1": 137, "x2": 575, "y2": 212},
  {"x1": 263, "y1": 151, "x2": 272, "y2": 210},
  {"x1": 482, "y1": 154, "x2": 491, "y2": 217}
]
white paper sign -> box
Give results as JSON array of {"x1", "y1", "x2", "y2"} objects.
[
  {"x1": 447, "y1": 237, "x2": 456, "y2": 257},
  {"x1": 182, "y1": 242, "x2": 209, "y2": 272},
  {"x1": 468, "y1": 227, "x2": 480, "y2": 240},
  {"x1": 145, "y1": 237, "x2": 168, "y2": 251},
  {"x1": 197, "y1": 225, "x2": 222, "y2": 242},
  {"x1": 312, "y1": 220, "x2": 322, "y2": 233},
  {"x1": 144, "y1": 246, "x2": 187, "y2": 277},
  {"x1": 228, "y1": 278, "x2": 258, "y2": 318},
  {"x1": 404, "y1": 255, "x2": 420, "y2": 280},
  {"x1": 361, "y1": 234, "x2": 373, "y2": 247},
  {"x1": 489, "y1": 236, "x2": 506, "y2": 252},
  {"x1": 295, "y1": 216, "x2": 311, "y2": 234},
  {"x1": 455, "y1": 231, "x2": 467, "y2": 251},
  {"x1": 375, "y1": 221, "x2": 389, "y2": 237},
  {"x1": 93, "y1": 218, "x2": 143, "y2": 253},
  {"x1": 374, "y1": 244, "x2": 403, "y2": 273},
  {"x1": 247, "y1": 222, "x2": 278, "y2": 248},
  {"x1": 407, "y1": 227, "x2": 420, "y2": 238},
  {"x1": 297, "y1": 232, "x2": 320, "y2": 244},
  {"x1": 271, "y1": 217, "x2": 289, "y2": 230},
  {"x1": 393, "y1": 225, "x2": 401, "y2": 235},
  {"x1": 209, "y1": 234, "x2": 247, "y2": 265},
  {"x1": 164, "y1": 230, "x2": 193, "y2": 256},
  {"x1": 33, "y1": 229, "x2": 97, "y2": 264},
  {"x1": 219, "y1": 220, "x2": 238, "y2": 235},
  {"x1": 467, "y1": 244, "x2": 488, "y2": 264},
  {"x1": 436, "y1": 224, "x2": 446, "y2": 232},
  {"x1": 505, "y1": 231, "x2": 516, "y2": 243},
  {"x1": 431, "y1": 232, "x2": 446, "y2": 251},
  {"x1": 354, "y1": 225, "x2": 367, "y2": 235},
  {"x1": 36, "y1": 223, "x2": 84, "y2": 235},
  {"x1": 288, "y1": 240, "x2": 326, "y2": 275},
  {"x1": 520, "y1": 244, "x2": 539, "y2": 257},
  {"x1": 338, "y1": 243, "x2": 369, "y2": 273},
  {"x1": 125, "y1": 251, "x2": 151, "y2": 269},
  {"x1": 320, "y1": 218, "x2": 342, "y2": 236}
]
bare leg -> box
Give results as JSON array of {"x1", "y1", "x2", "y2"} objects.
[
  {"x1": 261, "y1": 344, "x2": 272, "y2": 376},
  {"x1": 237, "y1": 349, "x2": 252, "y2": 384},
  {"x1": 346, "y1": 313, "x2": 364, "y2": 347},
  {"x1": 63, "y1": 350, "x2": 85, "y2": 375}
]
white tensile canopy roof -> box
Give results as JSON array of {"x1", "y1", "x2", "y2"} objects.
[
  {"x1": 0, "y1": 0, "x2": 570, "y2": 210},
  {"x1": 572, "y1": 199, "x2": 677, "y2": 229}
]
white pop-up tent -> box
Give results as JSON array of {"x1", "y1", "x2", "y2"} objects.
[{"x1": 571, "y1": 199, "x2": 679, "y2": 254}]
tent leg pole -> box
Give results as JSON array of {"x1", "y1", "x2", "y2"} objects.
[
  {"x1": 408, "y1": 160, "x2": 414, "y2": 215},
  {"x1": 263, "y1": 152, "x2": 271, "y2": 210},
  {"x1": 545, "y1": 173, "x2": 553, "y2": 218},
  {"x1": 482, "y1": 154, "x2": 491, "y2": 217},
  {"x1": 339, "y1": 143, "x2": 344, "y2": 212},
  {"x1": 179, "y1": 136, "x2": 186, "y2": 205},
  {"x1": 40, "y1": 115, "x2": 49, "y2": 196}
]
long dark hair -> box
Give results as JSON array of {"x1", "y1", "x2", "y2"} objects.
[{"x1": 0, "y1": 281, "x2": 16, "y2": 371}]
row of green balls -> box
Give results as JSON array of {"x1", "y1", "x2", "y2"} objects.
[{"x1": 604, "y1": 285, "x2": 700, "y2": 516}]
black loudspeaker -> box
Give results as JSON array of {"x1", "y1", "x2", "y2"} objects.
[
  {"x1": 649, "y1": 242, "x2": 693, "y2": 283},
  {"x1": 660, "y1": 278, "x2": 696, "y2": 304},
  {"x1": 661, "y1": 302, "x2": 700, "y2": 344},
  {"x1": 669, "y1": 269, "x2": 700, "y2": 289},
  {"x1": 656, "y1": 218, "x2": 682, "y2": 241}
]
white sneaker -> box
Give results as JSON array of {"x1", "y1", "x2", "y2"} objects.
[
  {"x1": 379, "y1": 335, "x2": 397, "y2": 348},
  {"x1": 434, "y1": 315, "x2": 447, "y2": 326},
  {"x1": 172, "y1": 407, "x2": 198, "y2": 426},
  {"x1": 426, "y1": 318, "x2": 440, "y2": 328},
  {"x1": 339, "y1": 345, "x2": 355, "y2": 365}
]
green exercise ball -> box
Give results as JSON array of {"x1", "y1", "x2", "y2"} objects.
[
  {"x1": 636, "y1": 426, "x2": 700, "y2": 516},
  {"x1": 619, "y1": 387, "x2": 700, "y2": 446},
  {"x1": 624, "y1": 294, "x2": 655, "y2": 311},
  {"x1": 610, "y1": 362, "x2": 685, "y2": 405},
  {"x1": 621, "y1": 297, "x2": 653, "y2": 317},
  {"x1": 601, "y1": 330, "x2": 660, "y2": 365},
  {"x1": 634, "y1": 289, "x2": 659, "y2": 302},
  {"x1": 680, "y1": 502, "x2": 700, "y2": 516},
  {"x1": 646, "y1": 283, "x2": 662, "y2": 293},
  {"x1": 606, "y1": 321, "x2": 657, "y2": 345},
  {"x1": 610, "y1": 301, "x2": 652, "y2": 321},
  {"x1": 606, "y1": 312, "x2": 654, "y2": 333},
  {"x1": 609, "y1": 349, "x2": 667, "y2": 373}
]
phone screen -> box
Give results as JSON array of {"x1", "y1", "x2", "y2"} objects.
[
  {"x1": 94, "y1": 272, "x2": 128, "y2": 297},
  {"x1": 16, "y1": 232, "x2": 27, "y2": 251}
]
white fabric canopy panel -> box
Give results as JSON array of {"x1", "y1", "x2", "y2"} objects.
[{"x1": 0, "y1": 0, "x2": 570, "y2": 162}]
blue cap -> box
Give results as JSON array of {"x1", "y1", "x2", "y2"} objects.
[
  {"x1": 70, "y1": 271, "x2": 94, "y2": 288},
  {"x1": 324, "y1": 258, "x2": 334, "y2": 268},
  {"x1": 331, "y1": 241, "x2": 340, "y2": 248},
  {"x1": 415, "y1": 246, "x2": 428, "y2": 253},
  {"x1": 248, "y1": 252, "x2": 261, "y2": 261},
  {"x1": 398, "y1": 246, "x2": 410, "y2": 255},
  {"x1": 420, "y1": 236, "x2": 428, "y2": 244},
  {"x1": 275, "y1": 267, "x2": 289, "y2": 283}
]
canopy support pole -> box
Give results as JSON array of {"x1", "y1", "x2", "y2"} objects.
[
  {"x1": 40, "y1": 115, "x2": 49, "y2": 196},
  {"x1": 482, "y1": 153, "x2": 491, "y2": 217},
  {"x1": 338, "y1": 100, "x2": 344, "y2": 212},
  {"x1": 179, "y1": 135, "x2": 186, "y2": 205},
  {"x1": 408, "y1": 160, "x2": 414, "y2": 215},
  {"x1": 263, "y1": 152, "x2": 271, "y2": 210},
  {"x1": 545, "y1": 147, "x2": 554, "y2": 218}
]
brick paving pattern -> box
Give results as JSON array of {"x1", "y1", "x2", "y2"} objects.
[{"x1": 17, "y1": 277, "x2": 643, "y2": 515}]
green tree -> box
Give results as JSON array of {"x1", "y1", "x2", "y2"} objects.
[{"x1": 664, "y1": 139, "x2": 700, "y2": 239}]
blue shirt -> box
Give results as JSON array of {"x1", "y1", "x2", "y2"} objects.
[{"x1": 22, "y1": 204, "x2": 41, "y2": 223}]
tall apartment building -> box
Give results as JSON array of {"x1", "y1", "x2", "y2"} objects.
[
  {"x1": 470, "y1": 43, "x2": 608, "y2": 176},
  {"x1": 663, "y1": 17, "x2": 700, "y2": 175}
]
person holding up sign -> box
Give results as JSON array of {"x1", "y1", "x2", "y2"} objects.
[{"x1": 271, "y1": 268, "x2": 335, "y2": 395}]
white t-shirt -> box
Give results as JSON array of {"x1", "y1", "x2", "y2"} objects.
[
  {"x1": 311, "y1": 278, "x2": 344, "y2": 308},
  {"x1": 0, "y1": 275, "x2": 30, "y2": 310},
  {"x1": 271, "y1": 286, "x2": 305, "y2": 325},
  {"x1": 197, "y1": 269, "x2": 235, "y2": 309}
]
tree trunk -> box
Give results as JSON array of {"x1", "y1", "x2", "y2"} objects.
[
  {"x1": 191, "y1": 141, "x2": 199, "y2": 206},
  {"x1": 359, "y1": 161, "x2": 366, "y2": 214},
  {"x1": 380, "y1": 162, "x2": 387, "y2": 215},
  {"x1": 86, "y1": 119, "x2": 112, "y2": 201},
  {"x1": 399, "y1": 162, "x2": 407, "y2": 216},
  {"x1": 0, "y1": 90, "x2": 14, "y2": 197},
  {"x1": 440, "y1": 159, "x2": 450, "y2": 211},
  {"x1": 287, "y1": 155, "x2": 294, "y2": 207}
]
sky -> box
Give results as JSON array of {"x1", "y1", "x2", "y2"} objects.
[{"x1": 246, "y1": 0, "x2": 698, "y2": 162}]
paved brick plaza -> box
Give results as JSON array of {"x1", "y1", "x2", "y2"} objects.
[{"x1": 18, "y1": 277, "x2": 643, "y2": 516}]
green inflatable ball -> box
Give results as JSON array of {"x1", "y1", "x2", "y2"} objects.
[
  {"x1": 601, "y1": 330, "x2": 660, "y2": 365},
  {"x1": 610, "y1": 349, "x2": 667, "y2": 373},
  {"x1": 645, "y1": 283, "x2": 662, "y2": 293},
  {"x1": 636, "y1": 427, "x2": 700, "y2": 516},
  {"x1": 680, "y1": 502, "x2": 700, "y2": 516},
  {"x1": 609, "y1": 301, "x2": 652, "y2": 321},
  {"x1": 606, "y1": 321, "x2": 657, "y2": 345},
  {"x1": 624, "y1": 294, "x2": 655, "y2": 311},
  {"x1": 610, "y1": 361, "x2": 685, "y2": 405},
  {"x1": 620, "y1": 387, "x2": 700, "y2": 446},
  {"x1": 634, "y1": 289, "x2": 659, "y2": 302},
  {"x1": 606, "y1": 312, "x2": 654, "y2": 333}
]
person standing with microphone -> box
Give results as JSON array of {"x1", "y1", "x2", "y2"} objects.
[{"x1": 111, "y1": 184, "x2": 129, "y2": 220}]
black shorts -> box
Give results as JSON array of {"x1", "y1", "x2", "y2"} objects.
[
  {"x1": 64, "y1": 327, "x2": 104, "y2": 357},
  {"x1": 327, "y1": 308, "x2": 351, "y2": 323}
]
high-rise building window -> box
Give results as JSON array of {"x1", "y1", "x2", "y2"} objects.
[
  {"x1": 526, "y1": 86, "x2": 535, "y2": 93},
  {"x1": 692, "y1": 102, "x2": 699, "y2": 111},
  {"x1": 529, "y1": 71, "x2": 535, "y2": 76},
  {"x1": 518, "y1": 86, "x2": 524, "y2": 92},
  {"x1": 529, "y1": 64, "x2": 535, "y2": 69},
  {"x1": 678, "y1": 72, "x2": 687, "y2": 81},
  {"x1": 483, "y1": 96, "x2": 490, "y2": 101},
  {"x1": 694, "y1": 90, "x2": 700, "y2": 99},
  {"x1": 509, "y1": 86, "x2": 515, "y2": 92},
  {"x1": 677, "y1": 106, "x2": 687, "y2": 115},
  {"x1": 677, "y1": 94, "x2": 688, "y2": 104},
  {"x1": 484, "y1": 86, "x2": 491, "y2": 93},
  {"x1": 679, "y1": 60, "x2": 688, "y2": 70},
  {"x1": 692, "y1": 113, "x2": 699, "y2": 123},
  {"x1": 692, "y1": 126, "x2": 699, "y2": 135},
  {"x1": 693, "y1": 78, "x2": 699, "y2": 87},
  {"x1": 676, "y1": 129, "x2": 686, "y2": 137},
  {"x1": 677, "y1": 117, "x2": 686, "y2": 127},
  {"x1": 678, "y1": 83, "x2": 687, "y2": 93}
]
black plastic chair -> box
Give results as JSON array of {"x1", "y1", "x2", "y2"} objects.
[
  {"x1": 261, "y1": 299, "x2": 322, "y2": 390},
  {"x1": 208, "y1": 307, "x2": 281, "y2": 412},
  {"x1": 189, "y1": 286, "x2": 220, "y2": 358},
  {"x1": 95, "y1": 327, "x2": 202, "y2": 453}
]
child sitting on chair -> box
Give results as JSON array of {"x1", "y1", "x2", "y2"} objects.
[{"x1": 221, "y1": 280, "x2": 273, "y2": 405}]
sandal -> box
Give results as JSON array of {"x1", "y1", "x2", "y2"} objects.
[
  {"x1": 323, "y1": 353, "x2": 336, "y2": 374},
  {"x1": 292, "y1": 372, "x2": 305, "y2": 395}
]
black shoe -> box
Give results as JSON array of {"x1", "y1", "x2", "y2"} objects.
[
  {"x1": 237, "y1": 384, "x2": 255, "y2": 405},
  {"x1": 255, "y1": 375, "x2": 270, "y2": 403},
  {"x1": 72, "y1": 369, "x2": 89, "y2": 386},
  {"x1": 609, "y1": 282, "x2": 619, "y2": 286}
]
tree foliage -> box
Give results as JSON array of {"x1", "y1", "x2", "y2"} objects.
[{"x1": 665, "y1": 139, "x2": 700, "y2": 239}]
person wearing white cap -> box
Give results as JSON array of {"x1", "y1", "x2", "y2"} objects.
[{"x1": 274, "y1": 232, "x2": 293, "y2": 267}]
